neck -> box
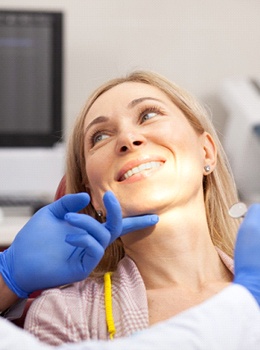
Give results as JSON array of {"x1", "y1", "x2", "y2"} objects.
[{"x1": 123, "y1": 207, "x2": 232, "y2": 290}]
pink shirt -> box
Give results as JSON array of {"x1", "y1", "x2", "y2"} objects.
[{"x1": 24, "y1": 251, "x2": 234, "y2": 346}]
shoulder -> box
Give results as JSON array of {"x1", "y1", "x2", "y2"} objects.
[
  {"x1": 24, "y1": 257, "x2": 148, "y2": 343},
  {"x1": 26, "y1": 276, "x2": 106, "y2": 313},
  {"x1": 24, "y1": 278, "x2": 105, "y2": 345},
  {"x1": 29, "y1": 277, "x2": 104, "y2": 307}
]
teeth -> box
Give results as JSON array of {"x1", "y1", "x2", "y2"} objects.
[{"x1": 123, "y1": 161, "x2": 162, "y2": 180}]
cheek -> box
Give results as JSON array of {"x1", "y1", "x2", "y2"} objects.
[
  {"x1": 152, "y1": 119, "x2": 187, "y2": 143},
  {"x1": 152, "y1": 122, "x2": 192, "y2": 156},
  {"x1": 84, "y1": 145, "x2": 109, "y2": 184},
  {"x1": 85, "y1": 164, "x2": 104, "y2": 210},
  {"x1": 84, "y1": 149, "x2": 113, "y2": 207},
  {"x1": 157, "y1": 125, "x2": 204, "y2": 173},
  {"x1": 85, "y1": 159, "x2": 104, "y2": 189}
]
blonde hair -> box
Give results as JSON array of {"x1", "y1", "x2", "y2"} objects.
[{"x1": 66, "y1": 70, "x2": 240, "y2": 276}]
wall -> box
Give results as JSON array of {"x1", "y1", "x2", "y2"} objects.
[{"x1": 0, "y1": 0, "x2": 259, "y2": 138}]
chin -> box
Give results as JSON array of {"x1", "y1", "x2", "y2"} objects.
[
  {"x1": 122, "y1": 209, "x2": 154, "y2": 218},
  {"x1": 119, "y1": 185, "x2": 175, "y2": 215},
  {"x1": 121, "y1": 199, "x2": 167, "y2": 217}
]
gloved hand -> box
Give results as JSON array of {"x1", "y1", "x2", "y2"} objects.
[
  {"x1": 0, "y1": 192, "x2": 158, "y2": 298},
  {"x1": 233, "y1": 204, "x2": 260, "y2": 305}
]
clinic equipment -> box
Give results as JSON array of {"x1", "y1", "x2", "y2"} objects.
[
  {"x1": 229, "y1": 202, "x2": 248, "y2": 219},
  {"x1": 219, "y1": 78, "x2": 260, "y2": 203}
]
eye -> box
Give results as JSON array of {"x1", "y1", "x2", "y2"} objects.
[
  {"x1": 142, "y1": 111, "x2": 158, "y2": 122},
  {"x1": 140, "y1": 106, "x2": 164, "y2": 123},
  {"x1": 90, "y1": 131, "x2": 110, "y2": 146}
]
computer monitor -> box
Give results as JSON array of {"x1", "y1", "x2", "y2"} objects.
[
  {"x1": 0, "y1": 9, "x2": 63, "y2": 147},
  {"x1": 0, "y1": 10, "x2": 64, "y2": 202}
]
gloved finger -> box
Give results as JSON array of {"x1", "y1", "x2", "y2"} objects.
[
  {"x1": 65, "y1": 233, "x2": 105, "y2": 257},
  {"x1": 64, "y1": 213, "x2": 111, "y2": 247},
  {"x1": 235, "y1": 203, "x2": 260, "y2": 260},
  {"x1": 121, "y1": 214, "x2": 159, "y2": 235},
  {"x1": 49, "y1": 193, "x2": 90, "y2": 219},
  {"x1": 239, "y1": 204, "x2": 260, "y2": 233},
  {"x1": 103, "y1": 191, "x2": 122, "y2": 240}
]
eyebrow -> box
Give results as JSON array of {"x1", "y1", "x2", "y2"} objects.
[
  {"x1": 85, "y1": 116, "x2": 109, "y2": 134},
  {"x1": 85, "y1": 97, "x2": 164, "y2": 134},
  {"x1": 127, "y1": 97, "x2": 164, "y2": 108}
]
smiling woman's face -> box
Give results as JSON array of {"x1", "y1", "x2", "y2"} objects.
[{"x1": 83, "y1": 82, "x2": 215, "y2": 217}]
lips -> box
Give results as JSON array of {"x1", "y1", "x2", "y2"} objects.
[{"x1": 118, "y1": 160, "x2": 164, "y2": 182}]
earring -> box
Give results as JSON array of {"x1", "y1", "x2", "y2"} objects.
[
  {"x1": 204, "y1": 165, "x2": 211, "y2": 172},
  {"x1": 96, "y1": 210, "x2": 103, "y2": 217}
]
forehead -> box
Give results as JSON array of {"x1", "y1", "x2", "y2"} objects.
[{"x1": 85, "y1": 82, "x2": 175, "y2": 119}]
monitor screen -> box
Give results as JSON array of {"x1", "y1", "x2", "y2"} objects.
[{"x1": 0, "y1": 10, "x2": 62, "y2": 147}]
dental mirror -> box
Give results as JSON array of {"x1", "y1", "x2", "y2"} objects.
[{"x1": 228, "y1": 202, "x2": 248, "y2": 219}]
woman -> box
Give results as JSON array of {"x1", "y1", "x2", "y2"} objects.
[{"x1": 24, "y1": 71, "x2": 240, "y2": 345}]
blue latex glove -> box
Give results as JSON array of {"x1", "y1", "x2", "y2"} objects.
[
  {"x1": 64, "y1": 190, "x2": 159, "y2": 270},
  {"x1": 0, "y1": 192, "x2": 158, "y2": 298},
  {"x1": 234, "y1": 204, "x2": 260, "y2": 305}
]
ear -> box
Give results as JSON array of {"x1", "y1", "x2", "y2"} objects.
[{"x1": 202, "y1": 132, "x2": 217, "y2": 174}]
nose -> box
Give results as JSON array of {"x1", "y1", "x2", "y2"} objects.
[{"x1": 116, "y1": 131, "x2": 146, "y2": 153}]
